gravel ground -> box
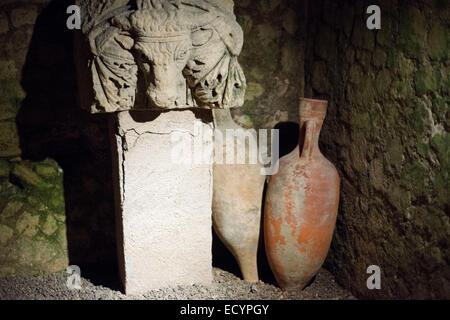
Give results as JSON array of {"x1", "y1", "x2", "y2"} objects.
[{"x1": 0, "y1": 267, "x2": 354, "y2": 300}]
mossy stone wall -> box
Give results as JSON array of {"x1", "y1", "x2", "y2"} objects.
[
  {"x1": 0, "y1": 0, "x2": 118, "y2": 277},
  {"x1": 232, "y1": 0, "x2": 307, "y2": 129},
  {"x1": 305, "y1": 0, "x2": 449, "y2": 298},
  {"x1": 0, "y1": 0, "x2": 69, "y2": 276}
]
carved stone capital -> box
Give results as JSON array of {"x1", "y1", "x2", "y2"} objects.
[{"x1": 76, "y1": 0, "x2": 246, "y2": 113}]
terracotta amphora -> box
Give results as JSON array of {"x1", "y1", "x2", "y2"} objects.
[
  {"x1": 212, "y1": 109, "x2": 266, "y2": 282},
  {"x1": 264, "y1": 98, "x2": 340, "y2": 291}
]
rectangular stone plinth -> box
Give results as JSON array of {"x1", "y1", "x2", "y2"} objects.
[{"x1": 109, "y1": 110, "x2": 213, "y2": 295}]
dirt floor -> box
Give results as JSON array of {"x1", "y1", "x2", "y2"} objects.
[{"x1": 0, "y1": 267, "x2": 355, "y2": 300}]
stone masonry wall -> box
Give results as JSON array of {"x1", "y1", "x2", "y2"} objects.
[
  {"x1": 0, "y1": 0, "x2": 69, "y2": 276},
  {"x1": 232, "y1": 0, "x2": 307, "y2": 129},
  {"x1": 0, "y1": 0, "x2": 118, "y2": 277},
  {"x1": 305, "y1": 0, "x2": 449, "y2": 299}
]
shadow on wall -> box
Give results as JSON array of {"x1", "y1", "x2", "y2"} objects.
[{"x1": 16, "y1": 0, "x2": 120, "y2": 289}]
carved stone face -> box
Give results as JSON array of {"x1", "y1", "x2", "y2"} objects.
[
  {"x1": 83, "y1": 0, "x2": 246, "y2": 113},
  {"x1": 126, "y1": 5, "x2": 192, "y2": 109},
  {"x1": 133, "y1": 36, "x2": 191, "y2": 108}
]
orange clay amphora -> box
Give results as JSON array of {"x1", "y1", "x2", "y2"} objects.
[{"x1": 264, "y1": 98, "x2": 340, "y2": 291}]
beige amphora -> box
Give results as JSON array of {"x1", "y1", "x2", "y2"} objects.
[{"x1": 212, "y1": 109, "x2": 266, "y2": 282}]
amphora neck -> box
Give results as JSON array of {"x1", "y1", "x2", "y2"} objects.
[{"x1": 298, "y1": 98, "x2": 328, "y2": 159}]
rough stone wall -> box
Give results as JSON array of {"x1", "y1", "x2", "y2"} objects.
[
  {"x1": 305, "y1": 0, "x2": 449, "y2": 298},
  {"x1": 232, "y1": 0, "x2": 307, "y2": 129},
  {"x1": 0, "y1": 0, "x2": 68, "y2": 276},
  {"x1": 0, "y1": 0, "x2": 118, "y2": 277}
]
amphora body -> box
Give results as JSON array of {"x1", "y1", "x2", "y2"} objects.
[
  {"x1": 212, "y1": 109, "x2": 265, "y2": 282},
  {"x1": 264, "y1": 98, "x2": 340, "y2": 290}
]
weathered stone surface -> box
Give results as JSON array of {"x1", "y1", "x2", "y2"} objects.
[
  {"x1": 375, "y1": 69, "x2": 392, "y2": 95},
  {"x1": 0, "y1": 159, "x2": 67, "y2": 277},
  {"x1": 372, "y1": 48, "x2": 387, "y2": 68},
  {"x1": 245, "y1": 82, "x2": 264, "y2": 101},
  {"x1": 111, "y1": 110, "x2": 213, "y2": 294},
  {"x1": 0, "y1": 1, "x2": 69, "y2": 278},
  {"x1": 76, "y1": 0, "x2": 246, "y2": 112},
  {"x1": 428, "y1": 21, "x2": 449, "y2": 61},
  {"x1": 398, "y1": 6, "x2": 427, "y2": 58},
  {"x1": 0, "y1": 159, "x2": 10, "y2": 178},
  {"x1": 312, "y1": 61, "x2": 331, "y2": 93},
  {"x1": 41, "y1": 215, "x2": 58, "y2": 236},
  {"x1": 0, "y1": 121, "x2": 21, "y2": 158},
  {"x1": 0, "y1": 12, "x2": 9, "y2": 35},
  {"x1": 34, "y1": 164, "x2": 58, "y2": 178},
  {"x1": 16, "y1": 211, "x2": 39, "y2": 237},
  {"x1": 11, "y1": 163, "x2": 41, "y2": 186},
  {"x1": 0, "y1": 225, "x2": 14, "y2": 245},
  {"x1": 1, "y1": 201, "x2": 23, "y2": 218},
  {"x1": 10, "y1": 6, "x2": 38, "y2": 28},
  {"x1": 282, "y1": 9, "x2": 298, "y2": 36},
  {"x1": 352, "y1": 20, "x2": 375, "y2": 51},
  {"x1": 232, "y1": 0, "x2": 307, "y2": 130},
  {"x1": 414, "y1": 66, "x2": 439, "y2": 96},
  {"x1": 0, "y1": 103, "x2": 17, "y2": 121},
  {"x1": 267, "y1": 17, "x2": 290, "y2": 42},
  {"x1": 306, "y1": 0, "x2": 450, "y2": 299}
]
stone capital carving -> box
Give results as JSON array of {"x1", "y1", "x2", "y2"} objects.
[{"x1": 76, "y1": 0, "x2": 246, "y2": 113}]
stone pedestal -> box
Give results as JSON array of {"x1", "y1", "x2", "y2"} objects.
[{"x1": 109, "y1": 110, "x2": 213, "y2": 295}]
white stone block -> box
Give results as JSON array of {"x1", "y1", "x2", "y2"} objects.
[{"x1": 110, "y1": 110, "x2": 213, "y2": 294}]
